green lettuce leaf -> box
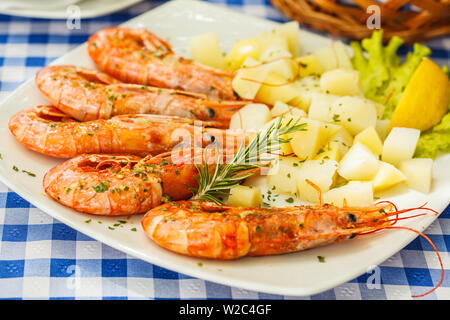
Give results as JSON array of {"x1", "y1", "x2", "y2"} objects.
[
  {"x1": 415, "y1": 109, "x2": 450, "y2": 158},
  {"x1": 350, "y1": 30, "x2": 431, "y2": 119}
]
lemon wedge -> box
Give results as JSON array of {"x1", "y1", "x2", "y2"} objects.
[{"x1": 389, "y1": 58, "x2": 450, "y2": 131}]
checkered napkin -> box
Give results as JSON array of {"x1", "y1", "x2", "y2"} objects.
[{"x1": 0, "y1": 0, "x2": 449, "y2": 300}]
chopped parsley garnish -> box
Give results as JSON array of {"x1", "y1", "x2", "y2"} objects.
[
  {"x1": 285, "y1": 197, "x2": 294, "y2": 203},
  {"x1": 92, "y1": 181, "x2": 109, "y2": 193},
  {"x1": 317, "y1": 256, "x2": 325, "y2": 263},
  {"x1": 332, "y1": 114, "x2": 340, "y2": 122},
  {"x1": 22, "y1": 170, "x2": 36, "y2": 177}
]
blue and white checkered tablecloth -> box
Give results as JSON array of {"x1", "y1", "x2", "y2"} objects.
[{"x1": 0, "y1": 0, "x2": 449, "y2": 300}]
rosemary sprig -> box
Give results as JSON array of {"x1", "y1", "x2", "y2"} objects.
[{"x1": 189, "y1": 116, "x2": 307, "y2": 204}]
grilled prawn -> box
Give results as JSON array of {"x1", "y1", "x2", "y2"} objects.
[
  {"x1": 43, "y1": 148, "x2": 251, "y2": 215},
  {"x1": 87, "y1": 27, "x2": 235, "y2": 100},
  {"x1": 36, "y1": 65, "x2": 245, "y2": 126},
  {"x1": 9, "y1": 106, "x2": 253, "y2": 158},
  {"x1": 142, "y1": 200, "x2": 402, "y2": 259}
]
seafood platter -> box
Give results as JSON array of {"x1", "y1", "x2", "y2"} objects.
[{"x1": 0, "y1": 0, "x2": 449, "y2": 296}]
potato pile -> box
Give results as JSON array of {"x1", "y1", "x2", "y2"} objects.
[{"x1": 189, "y1": 23, "x2": 434, "y2": 208}]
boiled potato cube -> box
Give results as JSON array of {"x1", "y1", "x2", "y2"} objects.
[
  {"x1": 399, "y1": 158, "x2": 433, "y2": 193},
  {"x1": 262, "y1": 114, "x2": 303, "y2": 156},
  {"x1": 297, "y1": 160, "x2": 339, "y2": 203},
  {"x1": 229, "y1": 103, "x2": 271, "y2": 131},
  {"x1": 190, "y1": 32, "x2": 225, "y2": 69},
  {"x1": 288, "y1": 93, "x2": 313, "y2": 112},
  {"x1": 259, "y1": 45, "x2": 295, "y2": 80},
  {"x1": 228, "y1": 185, "x2": 262, "y2": 207},
  {"x1": 371, "y1": 161, "x2": 407, "y2": 192},
  {"x1": 270, "y1": 101, "x2": 290, "y2": 117},
  {"x1": 323, "y1": 123, "x2": 344, "y2": 139},
  {"x1": 278, "y1": 141, "x2": 294, "y2": 157},
  {"x1": 319, "y1": 69, "x2": 362, "y2": 96},
  {"x1": 271, "y1": 101, "x2": 306, "y2": 118},
  {"x1": 308, "y1": 92, "x2": 341, "y2": 122},
  {"x1": 279, "y1": 113, "x2": 305, "y2": 155},
  {"x1": 323, "y1": 181, "x2": 373, "y2": 207},
  {"x1": 297, "y1": 54, "x2": 324, "y2": 77},
  {"x1": 314, "y1": 41, "x2": 352, "y2": 71},
  {"x1": 315, "y1": 140, "x2": 341, "y2": 162},
  {"x1": 375, "y1": 119, "x2": 390, "y2": 141},
  {"x1": 225, "y1": 37, "x2": 262, "y2": 70},
  {"x1": 288, "y1": 118, "x2": 329, "y2": 160},
  {"x1": 328, "y1": 126, "x2": 353, "y2": 157},
  {"x1": 232, "y1": 57, "x2": 270, "y2": 99},
  {"x1": 267, "y1": 156, "x2": 303, "y2": 194},
  {"x1": 290, "y1": 75, "x2": 321, "y2": 110},
  {"x1": 354, "y1": 126, "x2": 383, "y2": 156},
  {"x1": 329, "y1": 96, "x2": 378, "y2": 135},
  {"x1": 270, "y1": 101, "x2": 291, "y2": 117},
  {"x1": 286, "y1": 107, "x2": 307, "y2": 118},
  {"x1": 382, "y1": 127, "x2": 420, "y2": 165},
  {"x1": 278, "y1": 113, "x2": 306, "y2": 156},
  {"x1": 273, "y1": 21, "x2": 301, "y2": 56},
  {"x1": 255, "y1": 72, "x2": 299, "y2": 105},
  {"x1": 294, "y1": 74, "x2": 321, "y2": 88},
  {"x1": 338, "y1": 142, "x2": 380, "y2": 181},
  {"x1": 256, "y1": 31, "x2": 289, "y2": 54},
  {"x1": 269, "y1": 122, "x2": 294, "y2": 156}
]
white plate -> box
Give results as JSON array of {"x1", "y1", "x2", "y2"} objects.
[
  {"x1": 0, "y1": 0, "x2": 449, "y2": 297},
  {"x1": 0, "y1": 0, "x2": 142, "y2": 19}
]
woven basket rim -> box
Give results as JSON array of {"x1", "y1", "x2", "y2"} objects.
[{"x1": 270, "y1": 0, "x2": 450, "y2": 43}]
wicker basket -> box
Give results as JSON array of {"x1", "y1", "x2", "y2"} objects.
[{"x1": 270, "y1": 0, "x2": 450, "y2": 43}]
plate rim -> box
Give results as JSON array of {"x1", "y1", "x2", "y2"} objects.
[{"x1": 0, "y1": 0, "x2": 143, "y2": 19}]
